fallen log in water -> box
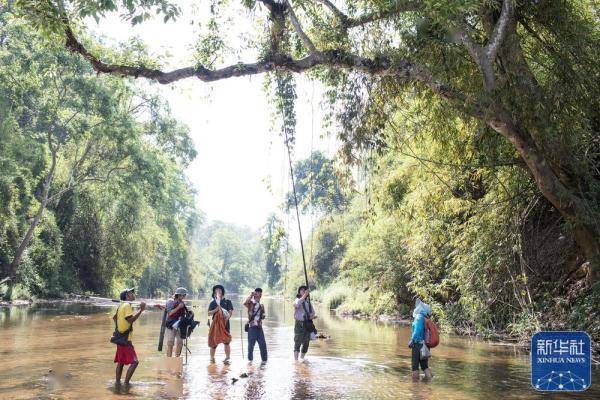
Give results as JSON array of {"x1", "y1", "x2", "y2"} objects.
[
  {"x1": 70, "y1": 294, "x2": 166, "y2": 309},
  {"x1": 1, "y1": 294, "x2": 167, "y2": 309}
]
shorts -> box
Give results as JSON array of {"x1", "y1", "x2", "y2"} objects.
[
  {"x1": 166, "y1": 327, "x2": 184, "y2": 346},
  {"x1": 411, "y1": 343, "x2": 429, "y2": 371},
  {"x1": 114, "y1": 343, "x2": 138, "y2": 365}
]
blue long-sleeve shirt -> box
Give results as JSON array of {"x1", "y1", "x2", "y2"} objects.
[{"x1": 411, "y1": 314, "x2": 425, "y2": 343}]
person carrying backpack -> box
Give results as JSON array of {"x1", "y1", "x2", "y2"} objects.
[
  {"x1": 165, "y1": 287, "x2": 188, "y2": 357},
  {"x1": 408, "y1": 298, "x2": 435, "y2": 381}
]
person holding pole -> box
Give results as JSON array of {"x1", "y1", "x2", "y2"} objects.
[
  {"x1": 293, "y1": 285, "x2": 316, "y2": 362},
  {"x1": 244, "y1": 288, "x2": 267, "y2": 364}
]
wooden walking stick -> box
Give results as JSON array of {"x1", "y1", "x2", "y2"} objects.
[
  {"x1": 240, "y1": 308, "x2": 244, "y2": 360},
  {"x1": 157, "y1": 307, "x2": 167, "y2": 352}
]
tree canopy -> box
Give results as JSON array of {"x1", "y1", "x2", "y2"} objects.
[{"x1": 12, "y1": 0, "x2": 599, "y2": 282}]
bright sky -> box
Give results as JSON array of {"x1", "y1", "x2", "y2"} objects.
[{"x1": 86, "y1": 2, "x2": 337, "y2": 230}]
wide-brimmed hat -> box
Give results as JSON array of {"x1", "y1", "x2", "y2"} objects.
[
  {"x1": 174, "y1": 287, "x2": 188, "y2": 296},
  {"x1": 212, "y1": 284, "x2": 225, "y2": 298},
  {"x1": 120, "y1": 287, "x2": 135, "y2": 301}
]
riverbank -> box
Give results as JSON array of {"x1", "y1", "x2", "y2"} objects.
[
  {"x1": 309, "y1": 282, "x2": 600, "y2": 362},
  {"x1": 334, "y1": 307, "x2": 527, "y2": 344},
  {"x1": 325, "y1": 305, "x2": 600, "y2": 364}
]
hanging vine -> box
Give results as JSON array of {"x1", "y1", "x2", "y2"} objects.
[{"x1": 274, "y1": 71, "x2": 297, "y2": 149}]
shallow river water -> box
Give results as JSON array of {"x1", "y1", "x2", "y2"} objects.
[{"x1": 0, "y1": 296, "x2": 598, "y2": 399}]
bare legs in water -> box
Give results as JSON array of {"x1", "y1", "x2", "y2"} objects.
[
  {"x1": 210, "y1": 343, "x2": 231, "y2": 363},
  {"x1": 166, "y1": 340, "x2": 183, "y2": 357},
  {"x1": 115, "y1": 361, "x2": 138, "y2": 385}
]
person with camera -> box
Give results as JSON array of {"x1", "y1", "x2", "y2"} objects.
[
  {"x1": 293, "y1": 285, "x2": 316, "y2": 362},
  {"x1": 243, "y1": 288, "x2": 267, "y2": 364},
  {"x1": 165, "y1": 287, "x2": 188, "y2": 357}
]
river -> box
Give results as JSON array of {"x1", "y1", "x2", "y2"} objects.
[{"x1": 0, "y1": 296, "x2": 597, "y2": 399}]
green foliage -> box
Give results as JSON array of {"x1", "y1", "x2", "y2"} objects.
[
  {"x1": 15, "y1": 0, "x2": 180, "y2": 29},
  {"x1": 273, "y1": 72, "x2": 297, "y2": 147},
  {"x1": 286, "y1": 151, "x2": 348, "y2": 214},
  {"x1": 285, "y1": 88, "x2": 595, "y2": 339},
  {"x1": 0, "y1": 15, "x2": 197, "y2": 298},
  {"x1": 262, "y1": 213, "x2": 287, "y2": 290},
  {"x1": 7, "y1": 0, "x2": 599, "y2": 344}
]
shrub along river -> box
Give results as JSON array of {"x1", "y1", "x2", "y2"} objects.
[{"x1": 0, "y1": 295, "x2": 597, "y2": 399}]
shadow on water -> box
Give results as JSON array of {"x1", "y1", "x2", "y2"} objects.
[{"x1": 0, "y1": 297, "x2": 598, "y2": 399}]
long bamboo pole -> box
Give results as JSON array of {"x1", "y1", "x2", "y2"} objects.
[{"x1": 283, "y1": 131, "x2": 311, "y2": 307}]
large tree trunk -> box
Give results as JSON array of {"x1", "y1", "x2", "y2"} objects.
[{"x1": 486, "y1": 103, "x2": 599, "y2": 283}]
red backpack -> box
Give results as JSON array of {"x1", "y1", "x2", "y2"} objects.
[{"x1": 424, "y1": 317, "x2": 439, "y2": 348}]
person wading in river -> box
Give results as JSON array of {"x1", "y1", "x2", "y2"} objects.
[
  {"x1": 165, "y1": 287, "x2": 188, "y2": 357},
  {"x1": 293, "y1": 285, "x2": 316, "y2": 362},
  {"x1": 207, "y1": 284, "x2": 233, "y2": 364},
  {"x1": 408, "y1": 298, "x2": 433, "y2": 381},
  {"x1": 113, "y1": 287, "x2": 146, "y2": 385},
  {"x1": 243, "y1": 288, "x2": 267, "y2": 364}
]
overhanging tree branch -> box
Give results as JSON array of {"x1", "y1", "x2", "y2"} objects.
[
  {"x1": 64, "y1": 23, "x2": 460, "y2": 102},
  {"x1": 315, "y1": 0, "x2": 421, "y2": 28},
  {"x1": 286, "y1": 0, "x2": 318, "y2": 55},
  {"x1": 314, "y1": 0, "x2": 347, "y2": 25},
  {"x1": 450, "y1": 0, "x2": 514, "y2": 91},
  {"x1": 486, "y1": 0, "x2": 514, "y2": 62}
]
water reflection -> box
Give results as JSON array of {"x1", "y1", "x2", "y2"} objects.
[
  {"x1": 0, "y1": 296, "x2": 598, "y2": 399},
  {"x1": 290, "y1": 363, "x2": 313, "y2": 400},
  {"x1": 243, "y1": 364, "x2": 266, "y2": 400}
]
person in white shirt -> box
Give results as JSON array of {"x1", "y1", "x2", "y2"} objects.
[{"x1": 293, "y1": 285, "x2": 316, "y2": 361}]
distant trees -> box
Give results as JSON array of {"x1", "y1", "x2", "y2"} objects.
[
  {"x1": 286, "y1": 151, "x2": 348, "y2": 215},
  {"x1": 262, "y1": 213, "x2": 287, "y2": 289},
  {"x1": 192, "y1": 221, "x2": 265, "y2": 294}
]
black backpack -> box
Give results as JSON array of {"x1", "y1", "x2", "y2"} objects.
[{"x1": 177, "y1": 310, "x2": 199, "y2": 339}]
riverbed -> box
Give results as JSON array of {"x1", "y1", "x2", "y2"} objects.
[{"x1": 0, "y1": 296, "x2": 597, "y2": 399}]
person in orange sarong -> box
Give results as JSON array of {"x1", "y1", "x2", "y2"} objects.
[{"x1": 207, "y1": 284, "x2": 233, "y2": 364}]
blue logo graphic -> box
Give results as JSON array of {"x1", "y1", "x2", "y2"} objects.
[{"x1": 531, "y1": 331, "x2": 591, "y2": 392}]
